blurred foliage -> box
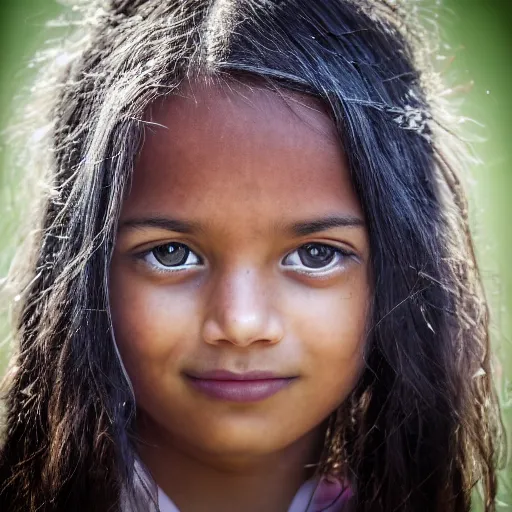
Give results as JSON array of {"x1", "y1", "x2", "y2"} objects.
[{"x1": 0, "y1": 0, "x2": 510, "y2": 509}]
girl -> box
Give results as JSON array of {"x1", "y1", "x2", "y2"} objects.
[{"x1": 0, "y1": 0, "x2": 505, "y2": 511}]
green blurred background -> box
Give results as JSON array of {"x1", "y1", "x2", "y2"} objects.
[{"x1": 0, "y1": 0, "x2": 510, "y2": 509}]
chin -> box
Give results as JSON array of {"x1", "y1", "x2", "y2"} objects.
[
  {"x1": 185, "y1": 414, "x2": 317, "y2": 462},
  {"x1": 197, "y1": 428, "x2": 287, "y2": 457}
]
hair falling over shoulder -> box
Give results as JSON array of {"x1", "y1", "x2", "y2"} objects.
[{"x1": 0, "y1": 0, "x2": 506, "y2": 511}]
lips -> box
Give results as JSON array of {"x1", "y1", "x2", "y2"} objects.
[{"x1": 184, "y1": 370, "x2": 297, "y2": 402}]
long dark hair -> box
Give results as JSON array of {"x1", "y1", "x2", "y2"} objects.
[{"x1": 0, "y1": 0, "x2": 505, "y2": 510}]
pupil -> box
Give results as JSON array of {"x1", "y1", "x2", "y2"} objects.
[
  {"x1": 299, "y1": 244, "x2": 334, "y2": 268},
  {"x1": 153, "y1": 243, "x2": 188, "y2": 266}
]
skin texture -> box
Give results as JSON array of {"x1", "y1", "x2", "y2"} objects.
[{"x1": 109, "y1": 81, "x2": 371, "y2": 512}]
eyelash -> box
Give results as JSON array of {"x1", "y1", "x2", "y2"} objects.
[{"x1": 137, "y1": 242, "x2": 355, "y2": 276}]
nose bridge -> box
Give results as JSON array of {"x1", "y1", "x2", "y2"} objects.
[{"x1": 202, "y1": 263, "x2": 283, "y2": 347}]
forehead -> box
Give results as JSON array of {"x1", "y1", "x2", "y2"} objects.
[{"x1": 125, "y1": 80, "x2": 362, "y2": 229}]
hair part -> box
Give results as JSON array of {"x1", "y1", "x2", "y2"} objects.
[{"x1": 0, "y1": 1, "x2": 505, "y2": 511}]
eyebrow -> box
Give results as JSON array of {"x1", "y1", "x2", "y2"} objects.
[
  {"x1": 119, "y1": 217, "x2": 202, "y2": 234},
  {"x1": 119, "y1": 214, "x2": 365, "y2": 236},
  {"x1": 286, "y1": 215, "x2": 365, "y2": 236}
]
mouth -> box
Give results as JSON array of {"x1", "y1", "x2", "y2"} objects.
[{"x1": 183, "y1": 370, "x2": 298, "y2": 403}]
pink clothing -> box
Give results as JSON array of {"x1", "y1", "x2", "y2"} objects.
[{"x1": 157, "y1": 476, "x2": 353, "y2": 512}]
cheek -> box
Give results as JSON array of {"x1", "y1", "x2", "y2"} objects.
[
  {"x1": 109, "y1": 270, "x2": 200, "y2": 386},
  {"x1": 285, "y1": 274, "x2": 369, "y2": 393}
]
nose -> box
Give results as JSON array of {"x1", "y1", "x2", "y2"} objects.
[{"x1": 201, "y1": 267, "x2": 284, "y2": 348}]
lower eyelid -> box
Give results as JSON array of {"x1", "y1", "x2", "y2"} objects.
[{"x1": 137, "y1": 257, "x2": 202, "y2": 276}]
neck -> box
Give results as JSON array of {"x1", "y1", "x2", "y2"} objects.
[{"x1": 136, "y1": 416, "x2": 327, "y2": 512}]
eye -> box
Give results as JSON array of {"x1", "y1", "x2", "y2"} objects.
[
  {"x1": 141, "y1": 242, "x2": 202, "y2": 272},
  {"x1": 281, "y1": 243, "x2": 352, "y2": 274}
]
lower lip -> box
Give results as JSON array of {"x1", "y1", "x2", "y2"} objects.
[{"x1": 186, "y1": 377, "x2": 296, "y2": 402}]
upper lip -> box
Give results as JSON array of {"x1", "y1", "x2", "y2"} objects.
[{"x1": 185, "y1": 370, "x2": 292, "y2": 380}]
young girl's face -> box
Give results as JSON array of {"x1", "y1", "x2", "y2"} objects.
[{"x1": 110, "y1": 81, "x2": 370, "y2": 462}]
